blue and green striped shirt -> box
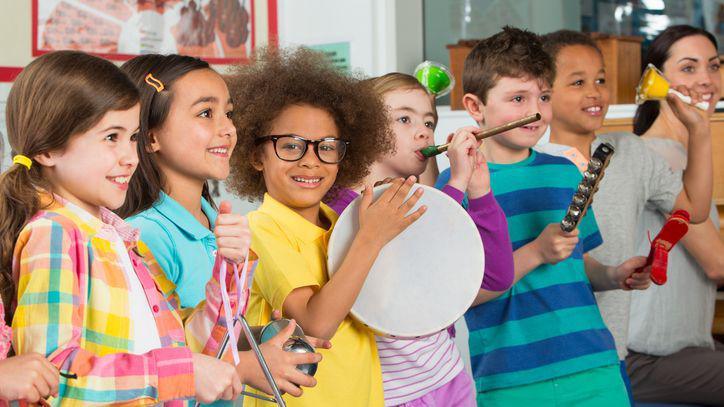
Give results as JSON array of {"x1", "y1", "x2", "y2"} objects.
[{"x1": 437, "y1": 150, "x2": 618, "y2": 392}]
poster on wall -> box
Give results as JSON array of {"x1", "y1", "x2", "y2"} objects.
[
  {"x1": 32, "y1": 0, "x2": 277, "y2": 63},
  {"x1": 0, "y1": 68, "x2": 21, "y2": 171}
]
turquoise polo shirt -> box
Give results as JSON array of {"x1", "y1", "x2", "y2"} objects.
[
  {"x1": 127, "y1": 192, "x2": 218, "y2": 308},
  {"x1": 128, "y1": 193, "x2": 229, "y2": 407}
]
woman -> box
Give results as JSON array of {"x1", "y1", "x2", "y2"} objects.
[{"x1": 628, "y1": 25, "x2": 724, "y2": 405}]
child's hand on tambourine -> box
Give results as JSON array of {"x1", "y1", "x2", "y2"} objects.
[
  {"x1": 214, "y1": 201, "x2": 252, "y2": 264},
  {"x1": 373, "y1": 177, "x2": 394, "y2": 187},
  {"x1": 357, "y1": 176, "x2": 426, "y2": 251}
]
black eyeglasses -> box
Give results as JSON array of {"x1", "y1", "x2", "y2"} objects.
[{"x1": 255, "y1": 134, "x2": 350, "y2": 164}]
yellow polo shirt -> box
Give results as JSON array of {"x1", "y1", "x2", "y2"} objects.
[{"x1": 245, "y1": 194, "x2": 383, "y2": 407}]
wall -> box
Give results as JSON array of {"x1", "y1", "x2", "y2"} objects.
[
  {"x1": 423, "y1": 0, "x2": 580, "y2": 104},
  {"x1": 0, "y1": 0, "x2": 424, "y2": 213},
  {"x1": 424, "y1": 0, "x2": 581, "y2": 63},
  {"x1": 276, "y1": 0, "x2": 423, "y2": 76}
]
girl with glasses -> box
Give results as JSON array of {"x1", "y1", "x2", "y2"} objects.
[{"x1": 225, "y1": 47, "x2": 425, "y2": 407}]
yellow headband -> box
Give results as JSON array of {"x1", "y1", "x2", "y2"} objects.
[
  {"x1": 145, "y1": 73, "x2": 165, "y2": 92},
  {"x1": 12, "y1": 154, "x2": 32, "y2": 170}
]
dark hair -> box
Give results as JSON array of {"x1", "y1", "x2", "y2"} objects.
[
  {"x1": 541, "y1": 30, "x2": 603, "y2": 68},
  {"x1": 226, "y1": 47, "x2": 393, "y2": 200},
  {"x1": 634, "y1": 25, "x2": 718, "y2": 135},
  {"x1": 0, "y1": 51, "x2": 138, "y2": 320},
  {"x1": 463, "y1": 26, "x2": 555, "y2": 103},
  {"x1": 116, "y1": 54, "x2": 214, "y2": 218}
]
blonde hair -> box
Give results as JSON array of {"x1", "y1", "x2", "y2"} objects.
[{"x1": 368, "y1": 72, "x2": 438, "y2": 126}]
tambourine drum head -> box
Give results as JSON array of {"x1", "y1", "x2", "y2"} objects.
[{"x1": 327, "y1": 184, "x2": 485, "y2": 338}]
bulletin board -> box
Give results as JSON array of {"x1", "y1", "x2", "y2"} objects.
[{"x1": 32, "y1": 0, "x2": 278, "y2": 64}]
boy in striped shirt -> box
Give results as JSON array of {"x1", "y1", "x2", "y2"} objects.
[{"x1": 436, "y1": 27, "x2": 651, "y2": 406}]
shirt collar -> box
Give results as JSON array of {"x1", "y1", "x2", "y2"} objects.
[
  {"x1": 44, "y1": 193, "x2": 140, "y2": 248},
  {"x1": 258, "y1": 193, "x2": 337, "y2": 242},
  {"x1": 152, "y1": 192, "x2": 217, "y2": 240}
]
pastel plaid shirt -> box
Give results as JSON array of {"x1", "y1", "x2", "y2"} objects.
[{"x1": 11, "y1": 195, "x2": 240, "y2": 406}]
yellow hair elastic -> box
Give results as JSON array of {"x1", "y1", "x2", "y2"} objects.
[
  {"x1": 144, "y1": 73, "x2": 165, "y2": 92},
  {"x1": 12, "y1": 154, "x2": 32, "y2": 170}
]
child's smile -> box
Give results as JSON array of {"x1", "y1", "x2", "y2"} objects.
[
  {"x1": 151, "y1": 69, "x2": 237, "y2": 184},
  {"x1": 207, "y1": 145, "x2": 231, "y2": 158},
  {"x1": 582, "y1": 104, "x2": 604, "y2": 117},
  {"x1": 254, "y1": 104, "x2": 340, "y2": 223},
  {"x1": 551, "y1": 45, "x2": 610, "y2": 135},
  {"x1": 291, "y1": 174, "x2": 324, "y2": 188},
  {"x1": 107, "y1": 174, "x2": 132, "y2": 191},
  {"x1": 38, "y1": 104, "x2": 141, "y2": 216}
]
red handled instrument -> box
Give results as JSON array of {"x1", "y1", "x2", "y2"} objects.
[{"x1": 637, "y1": 210, "x2": 690, "y2": 285}]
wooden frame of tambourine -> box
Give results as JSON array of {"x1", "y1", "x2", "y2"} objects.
[{"x1": 32, "y1": 0, "x2": 278, "y2": 64}]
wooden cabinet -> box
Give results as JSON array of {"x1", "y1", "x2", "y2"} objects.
[
  {"x1": 590, "y1": 34, "x2": 643, "y2": 104},
  {"x1": 446, "y1": 40, "x2": 477, "y2": 111}
]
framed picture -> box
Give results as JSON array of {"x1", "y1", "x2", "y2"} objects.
[
  {"x1": 0, "y1": 68, "x2": 22, "y2": 170},
  {"x1": 32, "y1": 0, "x2": 278, "y2": 64}
]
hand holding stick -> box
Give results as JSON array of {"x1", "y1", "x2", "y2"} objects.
[{"x1": 419, "y1": 113, "x2": 542, "y2": 158}]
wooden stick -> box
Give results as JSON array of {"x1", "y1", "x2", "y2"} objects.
[{"x1": 420, "y1": 113, "x2": 542, "y2": 158}]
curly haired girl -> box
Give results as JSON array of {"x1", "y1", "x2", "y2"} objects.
[{"x1": 226, "y1": 47, "x2": 425, "y2": 406}]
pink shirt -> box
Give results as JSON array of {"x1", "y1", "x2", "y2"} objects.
[{"x1": 0, "y1": 298, "x2": 10, "y2": 360}]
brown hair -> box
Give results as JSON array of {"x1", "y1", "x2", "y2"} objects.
[
  {"x1": 226, "y1": 47, "x2": 393, "y2": 200},
  {"x1": 541, "y1": 30, "x2": 603, "y2": 65},
  {"x1": 0, "y1": 51, "x2": 138, "y2": 320},
  {"x1": 368, "y1": 72, "x2": 438, "y2": 127},
  {"x1": 116, "y1": 54, "x2": 214, "y2": 218},
  {"x1": 463, "y1": 26, "x2": 555, "y2": 103}
]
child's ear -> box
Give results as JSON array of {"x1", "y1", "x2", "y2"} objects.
[
  {"x1": 32, "y1": 151, "x2": 57, "y2": 167},
  {"x1": 462, "y1": 93, "x2": 486, "y2": 126},
  {"x1": 250, "y1": 150, "x2": 264, "y2": 171},
  {"x1": 147, "y1": 131, "x2": 161, "y2": 153}
]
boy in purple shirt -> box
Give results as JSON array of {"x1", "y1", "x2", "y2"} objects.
[{"x1": 325, "y1": 73, "x2": 513, "y2": 406}]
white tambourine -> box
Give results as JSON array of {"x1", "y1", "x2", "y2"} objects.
[{"x1": 327, "y1": 184, "x2": 484, "y2": 338}]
